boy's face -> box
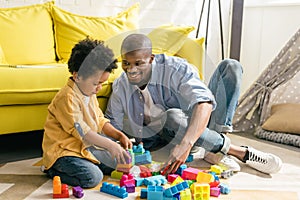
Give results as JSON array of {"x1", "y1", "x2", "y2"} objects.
[
  {"x1": 74, "y1": 70, "x2": 110, "y2": 96},
  {"x1": 121, "y1": 50, "x2": 154, "y2": 88}
]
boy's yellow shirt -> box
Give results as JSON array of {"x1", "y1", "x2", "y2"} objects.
[{"x1": 42, "y1": 78, "x2": 109, "y2": 170}]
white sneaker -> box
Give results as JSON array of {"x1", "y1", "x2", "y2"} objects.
[
  {"x1": 204, "y1": 152, "x2": 241, "y2": 172},
  {"x1": 244, "y1": 146, "x2": 282, "y2": 174}
]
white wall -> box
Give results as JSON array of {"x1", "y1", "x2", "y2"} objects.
[{"x1": 240, "y1": 0, "x2": 300, "y2": 94}]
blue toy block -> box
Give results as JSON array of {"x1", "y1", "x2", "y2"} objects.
[
  {"x1": 185, "y1": 154, "x2": 194, "y2": 162},
  {"x1": 147, "y1": 185, "x2": 164, "y2": 200},
  {"x1": 144, "y1": 175, "x2": 168, "y2": 186},
  {"x1": 140, "y1": 188, "x2": 148, "y2": 199},
  {"x1": 219, "y1": 183, "x2": 231, "y2": 194},
  {"x1": 134, "y1": 150, "x2": 152, "y2": 165},
  {"x1": 164, "y1": 181, "x2": 189, "y2": 197},
  {"x1": 175, "y1": 164, "x2": 187, "y2": 176},
  {"x1": 135, "y1": 177, "x2": 145, "y2": 186},
  {"x1": 133, "y1": 143, "x2": 145, "y2": 154},
  {"x1": 100, "y1": 182, "x2": 128, "y2": 199}
]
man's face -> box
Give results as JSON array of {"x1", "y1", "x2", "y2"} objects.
[
  {"x1": 74, "y1": 70, "x2": 110, "y2": 96},
  {"x1": 121, "y1": 50, "x2": 154, "y2": 88}
]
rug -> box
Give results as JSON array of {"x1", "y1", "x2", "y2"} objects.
[{"x1": 1, "y1": 133, "x2": 300, "y2": 200}]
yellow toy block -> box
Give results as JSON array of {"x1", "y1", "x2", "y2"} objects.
[
  {"x1": 53, "y1": 176, "x2": 61, "y2": 194},
  {"x1": 180, "y1": 189, "x2": 192, "y2": 200},
  {"x1": 210, "y1": 165, "x2": 224, "y2": 175},
  {"x1": 171, "y1": 176, "x2": 184, "y2": 186},
  {"x1": 196, "y1": 171, "x2": 214, "y2": 183},
  {"x1": 190, "y1": 183, "x2": 210, "y2": 200}
]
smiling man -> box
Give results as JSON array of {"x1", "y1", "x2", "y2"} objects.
[{"x1": 105, "y1": 33, "x2": 282, "y2": 175}]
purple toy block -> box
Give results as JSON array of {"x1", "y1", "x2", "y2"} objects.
[
  {"x1": 72, "y1": 186, "x2": 84, "y2": 198},
  {"x1": 124, "y1": 183, "x2": 135, "y2": 193}
]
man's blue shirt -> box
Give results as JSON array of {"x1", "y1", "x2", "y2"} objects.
[{"x1": 105, "y1": 54, "x2": 216, "y2": 137}]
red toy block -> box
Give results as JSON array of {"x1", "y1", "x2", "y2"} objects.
[{"x1": 53, "y1": 184, "x2": 69, "y2": 198}]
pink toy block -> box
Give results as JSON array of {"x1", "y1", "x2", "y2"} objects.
[
  {"x1": 210, "y1": 187, "x2": 221, "y2": 197},
  {"x1": 182, "y1": 167, "x2": 202, "y2": 180},
  {"x1": 120, "y1": 174, "x2": 135, "y2": 187}
]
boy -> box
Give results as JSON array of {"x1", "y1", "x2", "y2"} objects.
[{"x1": 42, "y1": 37, "x2": 132, "y2": 188}]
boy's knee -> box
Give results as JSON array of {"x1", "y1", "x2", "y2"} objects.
[{"x1": 80, "y1": 168, "x2": 103, "y2": 188}]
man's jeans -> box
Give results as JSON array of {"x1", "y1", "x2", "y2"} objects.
[{"x1": 146, "y1": 59, "x2": 243, "y2": 154}]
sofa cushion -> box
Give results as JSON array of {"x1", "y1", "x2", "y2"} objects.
[
  {"x1": 148, "y1": 24, "x2": 195, "y2": 56},
  {"x1": 0, "y1": 45, "x2": 7, "y2": 64},
  {"x1": 0, "y1": 2, "x2": 56, "y2": 65},
  {"x1": 52, "y1": 3, "x2": 140, "y2": 63},
  {"x1": 175, "y1": 37, "x2": 205, "y2": 80}
]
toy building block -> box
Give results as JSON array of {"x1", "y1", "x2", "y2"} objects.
[
  {"x1": 111, "y1": 170, "x2": 124, "y2": 180},
  {"x1": 100, "y1": 182, "x2": 128, "y2": 199},
  {"x1": 185, "y1": 154, "x2": 194, "y2": 163},
  {"x1": 210, "y1": 165, "x2": 223, "y2": 175},
  {"x1": 196, "y1": 171, "x2": 214, "y2": 184},
  {"x1": 144, "y1": 175, "x2": 168, "y2": 186},
  {"x1": 135, "y1": 177, "x2": 145, "y2": 186},
  {"x1": 72, "y1": 186, "x2": 84, "y2": 198},
  {"x1": 176, "y1": 164, "x2": 187, "y2": 176},
  {"x1": 147, "y1": 185, "x2": 164, "y2": 200},
  {"x1": 53, "y1": 184, "x2": 69, "y2": 198},
  {"x1": 210, "y1": 187, "x2": 221, "y2": 197},
  {"x1": 133, "y1": 143, "x2": 145, "y2": 154},
  {"x1": 139, "y1": 165, "x2": 152, "y2": 177},
  {"x1": 171, "y1": 176, "x2": 184, "y2": 186},
  {"x1": 130, "y1": 165, "x2": 141, "y2": 178},
  {"x1": 180, "y1": 189, "x2": 192, "y2": 200},
  {"x1": 209, "y1": 180, "x2": 220, "y2": 188},
  {"x1": 219, "y1": 183, "x2": 231, "y2": 194},
  {"x1": 190, "y1": 183, "x2": 210, "y2": 200},
  {"x1": 124, "y1": 183, "x2": 135, "y2": 193},
  {"x1": 53, "y1": 176, "x2": 61, "y2": 195},
  {"x1": 182, "y1": 167, "x2": 202, "y2": 180},
  {"x1": 135, "y1": 150, "x2": 152, "y2": 165},
  {"x1": 116, "y1": 167, "x2": 131, "y2": 173},
  {"x1": 163, "y1": 181, "x2": 189, "y2": 197},
  {"x1": 120, "y1": 174, "x2": 135, "y2": 187},
  {"x1": 140, "y1": 188, "x2": 148, "y2": 199},
  {"x1": 167, "y1": 174, "x2": 179, "y2": 183},
  {"x1": 221, "y1": 169, "x2": 234, "y2": 179}
]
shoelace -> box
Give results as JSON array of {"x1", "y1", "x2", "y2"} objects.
[{"x1": 248, "y1": 151, "x2": 267, "y2": 164}]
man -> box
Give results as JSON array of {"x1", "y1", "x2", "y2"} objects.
[{"x1": 105, "y1": 33, "x2": 282, "y2": 174}]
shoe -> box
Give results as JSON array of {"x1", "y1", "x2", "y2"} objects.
[
  {"x1": 204, "y1": 152, "x2": 241, "y2": 172},
  {"x1": 190, "y1": 145, "x2": 201, "y2": 154},
  {"x1": 243, "y1": 146, "x2": 282, "y2": 174}
]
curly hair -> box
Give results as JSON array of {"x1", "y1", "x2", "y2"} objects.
[{"x1": 68, "y1": 37, "x2": 118, "y2": 79}]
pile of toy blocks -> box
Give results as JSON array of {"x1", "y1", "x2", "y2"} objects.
[
  {"x1": 52, "y1": 176, "x2": 84, "y2": 198},
  {"x1": 100, "y1": 143, "x2": 234, "y2": 199}
]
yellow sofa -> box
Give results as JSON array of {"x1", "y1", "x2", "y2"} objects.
[{"x1": 0, "y1": 2, "x2": 205, "y2": 135}]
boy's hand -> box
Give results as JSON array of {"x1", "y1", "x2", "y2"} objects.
[
  {"x1": 107, "y1": 142, "x2": 130, "y2": 164},
  {"x1": 119, "y1": 134, "x2": 133, "y2": 150}
]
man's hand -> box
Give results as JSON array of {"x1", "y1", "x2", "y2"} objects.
[{"x1": 161, "y1": 142, "x2": 192, "y2": 175}]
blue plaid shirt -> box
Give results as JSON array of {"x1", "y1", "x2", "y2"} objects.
[{"x1": 105, "y1": 54, "x2": 216, "y2": 138}]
